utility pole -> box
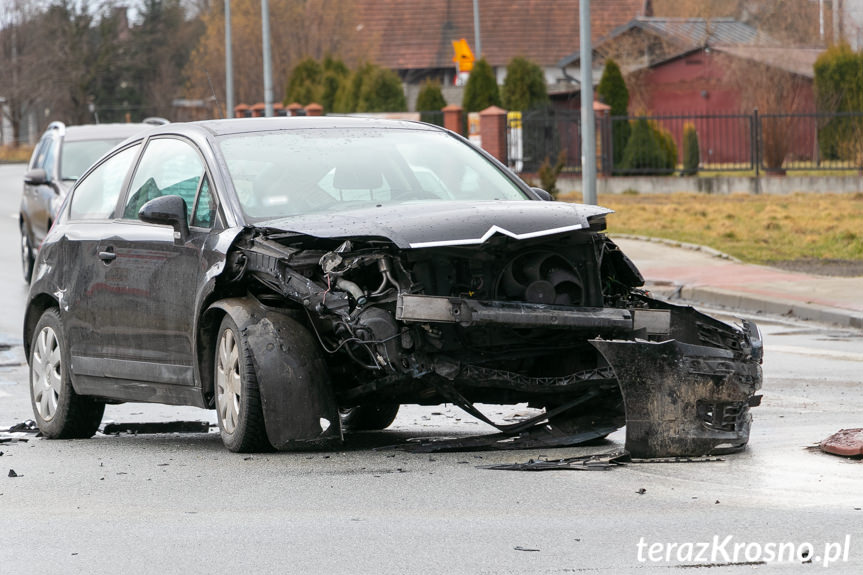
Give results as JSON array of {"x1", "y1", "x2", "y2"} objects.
[
  {"x1": 472, "y1": 0, "x2": 482, "y2": 58},
  {"x1": 833, "y1": 0, "x2": 841, "y2": 45},
  {"x1": 225, "y1": 0, "x2": 233, "y2": 118},
  {"x1": 579, "y1": 0, "x2": 597, "y2": 205},
  {"x1": 261, "y1": 0, "x2": 274, "y2": 117},
  {"x1": 820, "y1": 0, "x2": 825, "y2": 42}
]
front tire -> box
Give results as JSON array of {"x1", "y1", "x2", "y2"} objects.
[
  {"x1": 340, "y1": 403, "x2": 400, "y2": 431},
  {"x1": 215, "y1": 315, "x2": 271, "y2": 452},
  {"x1": 29, "y1": 308, "x2": 104, "y2": 438}
]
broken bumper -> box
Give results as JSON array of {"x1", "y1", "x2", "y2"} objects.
[
  {"x1": 397, "y1": 294, "x2": 763, "y2": 458},
  {"x1": 591, "y1": 330, "x2": 763, "y2": 458}
]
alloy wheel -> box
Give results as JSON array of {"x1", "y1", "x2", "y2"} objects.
[
  {"x1": 216, "y1": 328, "x2": 242, "y2": 434},
  {"x1": 31, "y1": 326, "x2": 62, "y2": 422}
]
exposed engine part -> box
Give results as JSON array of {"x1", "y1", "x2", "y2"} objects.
[
  {"x1": 335, "y1": 278, "x2": 366, "y2": 307},
  {"x1": 497, "y1": 250, "x2": 585, "y2": 306}
]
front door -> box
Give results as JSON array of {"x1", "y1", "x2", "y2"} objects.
[{"x1": 69, "y1": 137, "x2": 216, "y2": 393}]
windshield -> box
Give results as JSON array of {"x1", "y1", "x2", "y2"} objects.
[
  {"x1": 61, "y1": 139, "x2": 125, "y2": 181},
  {"x1": 218, "y1": 127, "x2": 528, "y2": 220}
]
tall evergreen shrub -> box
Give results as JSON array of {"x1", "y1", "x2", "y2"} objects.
[
  {"x1": 416, "y1": 79, "x2": 447, "y2": 125},
  {"x1": 682, "y1": 123, "x2": 700, "y2": 175},
  {"x1": 463, "y1": 58, "x2": 501, "y2": 113},
  {"x1": 501, "y1": 56, "x2": 548, "y2": 111},
  {"x1": 597, "y1": 59, "x2": 631, "y2": 171}
]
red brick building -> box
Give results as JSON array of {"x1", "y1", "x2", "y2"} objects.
[{"x1": 354, "y1": 0, "x2": 651, "y2": 88}]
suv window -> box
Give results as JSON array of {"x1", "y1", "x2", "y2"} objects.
[
  {"x1": 124, "y1": 138, "x2": 204, "y2": 222},
  {"x1": 69, "y1": 145, "x2": 140, "y2": 220},
  {"x1": 29, "y1": 135, "x2": 57, "y2": 180},
  {"x1": 60, "y1": 139, "x2": 126, "y2": 181}
]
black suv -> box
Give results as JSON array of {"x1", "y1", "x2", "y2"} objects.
[{"x1": 19, "y1": 119, "x2": 167, "y2": 281}]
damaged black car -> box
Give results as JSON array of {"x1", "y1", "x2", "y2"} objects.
[{"x1": 24, "y1": 117, "x2": 762, "y2": 457}]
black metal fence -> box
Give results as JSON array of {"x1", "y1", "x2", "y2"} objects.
[{"x1": 507, "y1": 108, "x2": 863, "y2": 175}]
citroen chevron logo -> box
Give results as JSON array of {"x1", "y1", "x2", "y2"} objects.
[{"x1": 408, "y1": 223, "x2": 585, "y2": 249}]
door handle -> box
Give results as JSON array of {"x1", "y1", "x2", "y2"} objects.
[{"x1": 98, "y1": 250, "x2": 116, "y2": 262}]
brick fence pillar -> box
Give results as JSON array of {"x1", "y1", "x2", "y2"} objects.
[
  {"x1": 479, "y1": 106, "x2": 508, "y2": 164},
  {"x1": 286, "y1": 102, "x2": 304, "y2": 116},
  {"x1": 443, "y1": 104, "x2": 464, "y2": 135}
]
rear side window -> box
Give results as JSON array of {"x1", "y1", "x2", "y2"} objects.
[
  {"x1": 191, "y1": 176, "x2": 216, "y2": 228},
  {"x1": 123, "y1": 138, "x2": 204, "y2": 221},
  {"x1": 69, "y1": 145, "x2": 140, "y2": 220}
]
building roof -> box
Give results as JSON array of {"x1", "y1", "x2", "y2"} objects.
[
  {"x1": 623, "y1": 17, "x2": 770, "y2": 47},
  {"x1": 354, "y1": 0, "x2": 649, "y2": 71},
  {"x1": 712, "y1": 45, "x2": 823, "y2": 79},
  {"x1": 558, "y1": 16, "x2": 774, "y2": 68}
]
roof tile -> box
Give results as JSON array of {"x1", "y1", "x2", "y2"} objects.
[{"x1": 354, "y1": 0, "x2": 647, "y2": 69}]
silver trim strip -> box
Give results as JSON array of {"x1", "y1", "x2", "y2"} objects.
[{"x1": 408, "y1": 223, "x2": 585, "y2": 249}]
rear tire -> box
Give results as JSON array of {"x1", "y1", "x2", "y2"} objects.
[
  {"x1": 215, "y1": 315, "x2": 271, "y2": 452},
  {"x1": 340, "y1": 403, "x2": 400, "y2": 431},
  {"x1": 29, "y1": 308, "x2": 104, "y2": 438}
]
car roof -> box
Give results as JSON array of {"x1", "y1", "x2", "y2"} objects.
[
  {"x1": 148, "y1": 116, "x2": 444, "y2": 138},
  {"x1": 62, "y1": 123, "x2": 163, "y2": 141}
]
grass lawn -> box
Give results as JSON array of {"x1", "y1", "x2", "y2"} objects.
[
  {"x1": 0, "y1": 145, "x2": 33, "y2": 164},
  {"x1": 560, "y1": 191, "x2": 863, "y2": 266}
]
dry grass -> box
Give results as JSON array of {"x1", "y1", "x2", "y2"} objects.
[
  {"x1": 0, "y1": 145, "x2": 33, "y2": 164},
  {"x1": 562, "y1": 191, "x2": 863, "y2": 265}
]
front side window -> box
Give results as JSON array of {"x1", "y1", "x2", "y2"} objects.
[
  {"x1": 123, "y1": 138, "x2": 204, "y2": 221},
  {"x1": 29, "y1": 135, "x2": 53, "y2": 173},
  {"x1": 218, "y1": 128, "x2": 527, "y2": 221},
  {"x1": 69, "y1": 145, "x2": 140, "y2": 220},
  {"x1": 41, "y1": 139, "x2": 57, "y2": 181}
]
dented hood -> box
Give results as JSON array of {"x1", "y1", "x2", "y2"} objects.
[{"x1": 258, "y1": 201, "x2": 612, "y2": 248}]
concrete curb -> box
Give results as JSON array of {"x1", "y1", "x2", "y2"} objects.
[
  {"x1": 612, "y1": 234, "x2": 742, "y2": 263},
  {"x1": 648, "y1": 283, "x2": 863, "y2": 330}
]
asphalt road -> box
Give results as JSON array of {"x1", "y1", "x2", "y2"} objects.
[{"x1": 1, "y1": 163, "x2": 862, "y2": 574}]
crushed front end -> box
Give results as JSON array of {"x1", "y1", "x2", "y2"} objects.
[{"x1": 221, "y1": 209, "x2": 762, "y2": 458}]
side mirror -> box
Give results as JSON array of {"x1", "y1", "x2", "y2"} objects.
[
  {"x1": 24, "y1": 168, "x2": 48, "y2": 186},
  {"x1": 138, "y1": 195, "x2": 189, "y2": 242},
  {"x1": 531, "y1": 187, "x2": 553, "y2": 201}
]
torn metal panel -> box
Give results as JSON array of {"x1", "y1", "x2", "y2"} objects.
[
  {"x1": 392, "y1": 424, "x2": 618, "y2": 453},
  {"x1": 480, "y1": 450, "x2": 630, "y2": 471},
  {"x1": 481, "y1": 451, "x2": 725, "y2": 471},
  {"x1": 389, "y1": 401, "x2": 623, "y2": 453},
  {"x1": 591, "y1": 337, "x2": 762, "y2": 458},
  {"x1": 207, "y1": 297, "x2": 342, "y2": 450}
]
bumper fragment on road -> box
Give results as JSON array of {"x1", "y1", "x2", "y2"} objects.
[{"x1": 820, "y1": 428, "x2": 863, "y2": 457}]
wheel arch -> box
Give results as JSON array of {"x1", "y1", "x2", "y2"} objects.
[
  {"x1": 23, "y1": 294, "x2": 59, "y2": 363},
  {"x1": 197, "y1": 304, "x2": 228, "y2": 407},
  {"x1": 200, "y1": 296, "x2": 342, "y2": 450}
]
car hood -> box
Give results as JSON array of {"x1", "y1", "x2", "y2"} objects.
[{"x1": 258, "y1": 201, "x2": 612, "y2": 249}]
